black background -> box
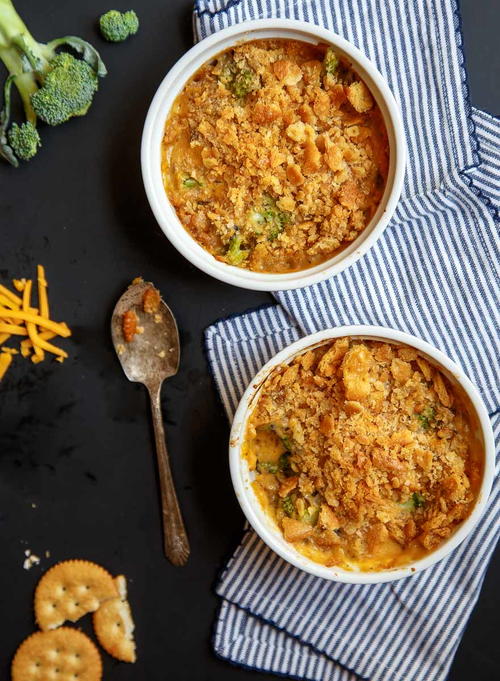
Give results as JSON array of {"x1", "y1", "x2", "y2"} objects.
[{"x1": 0, "y1": 1, "x2": 498, "y2": 680}]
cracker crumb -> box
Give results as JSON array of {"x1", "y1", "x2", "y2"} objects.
[
  {"x1": 143, "y1": 287, "x2": 161, "y2": 314},
  {"x1": 122, "y1": 309, "x2": 138, "y2": 343},
  {"x1": 23, "y1": 551, "x2": 40, "y2": 570}
]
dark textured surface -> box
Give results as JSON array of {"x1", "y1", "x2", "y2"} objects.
[{"x1": 0, "y1": 1, "x2": 497, "y2": 680}]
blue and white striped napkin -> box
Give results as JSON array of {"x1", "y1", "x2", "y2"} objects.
[{"x1": 194, "y1": 2, "x2": 500, "y2": 679}]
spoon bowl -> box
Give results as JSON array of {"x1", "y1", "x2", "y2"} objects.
[{"x1": 111, "y1": 279, "x2": 179, "y2": 385}]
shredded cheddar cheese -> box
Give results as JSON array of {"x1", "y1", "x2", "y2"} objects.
[
  {"x1": 0, "y1": 351, "x2": 12, "y2": 380},
  {"x1": 0, "y1": 266, "x2": 71, "y2": 380},
  {"x1": 0, "y1": 322, "x2": 28, "y2": 336},
  {"x1": 0, "y1": 284, "x2": 22, "y2": 306},
  {"x1": 23, "y1": 280, "x2": 43, "y2": 360},
  {"x1": 37, "y1": 265, "x2": 49, "y2": 319},
  {"x1": 0, "y1": 309, "x2": 70, "y2": 336}
]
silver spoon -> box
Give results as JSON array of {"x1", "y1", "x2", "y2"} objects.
[{"x1": 111, "y1": 279, "x2": 189, "y2": 566}]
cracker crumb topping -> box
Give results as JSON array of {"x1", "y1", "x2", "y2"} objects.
[
  {"x1": 244, "y1": 338, "x2": 482, "y2": 571},
  {"x1": 162, "y1": 39, "x2": 389, "y2": 273}
]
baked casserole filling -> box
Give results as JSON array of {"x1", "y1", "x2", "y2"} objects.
[
  {"x1": 162, "y1": 39, "x2": 389, "y2": 273},
  {"x1": 243, "y1": 338, "x2": 482, "y2": 571}
]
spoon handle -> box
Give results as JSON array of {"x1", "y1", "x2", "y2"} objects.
[{"x1": 148, "y1": 385, "x2": 190, "y2": 566}]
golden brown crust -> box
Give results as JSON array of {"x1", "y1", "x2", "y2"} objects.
[
  {"x1": 11, "y1": 627, "x2": 102, "y2": 681},
  {"x1": 93, "y1": 575, "x2": 136, "y2": 663},
  {"x1": 34, "y1": 560, "x2": 118, "y2": 631},
  {"x1": 245, "y1": 339, "x2": 482, "y2": 570},
  {"x1": 162, "y1": 39, "x2": 389, "y2": 273}
]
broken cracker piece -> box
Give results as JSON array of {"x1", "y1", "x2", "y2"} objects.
[
  {"x1": 34, "y1": 559, "x2": 118, "y2": 631},
  {"x1": 122, "y1": 309, "x2": 138, "y2": 343},
  {"x1": 93, "y1": 575, "x2": 136, "y2": 663},
  {"x1": 142, "y1": 286, "x2": 161, "y2": 314}
]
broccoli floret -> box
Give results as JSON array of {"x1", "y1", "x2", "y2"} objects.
[
  {"x1": 282, "y1": 496, "x2": 295, "y2": 517},
  {"x1": 182, "y1": 176, "x2": 202, "y2": 189},
  {"x1": 323, "y1": 46, "x2": 339, "y2": 76},
  {"x1": 412, "y1": 492, "x2": 425, "y2": 508},
  {"x1": 7, "y1": 120, "x2": 40, "y2": 159},
  {"x1": 278, "y1": 452, "x2": 293, "y2": 477},
  {"x1": 0, "y1": 0, "x2": 106, "y2": 165},
  {"x1": 401, "y1": 492, "x2": 426, "y2": 511},
  {"x1": 99, "y1": 10, "x2": 139, "y2": 43},
  {"x1": 256, "y1": 461, "x2": 278, "y2": 474},
  {"x1": 225, "y1": 233, "x2": 249, "y2": 266},
  {"x1": 253, "y1": 195, "x2": 292, "y2": 241},
  {"x1": 31, "y1": 53, "x2": 98, "y2": 125},
  {"x1": 417, "y1": 406, "x2": 436, "y2": 430},
  {"x1": 216, "y1": 53, "x2": 259, "y2": 99},
  {"x1": 299, "y1": 506, "x2": 319, "y2": 526},
  {"x1": 231, "y1": 68, "x2": 258, "y2": 98}
]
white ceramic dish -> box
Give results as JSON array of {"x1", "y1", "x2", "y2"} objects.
[
  {"x1": 229, "y1": 326, "x2": 494, "y2": 583},
  {"x1": 141, "y1": 19, "x2": 406, "y2": 291}
]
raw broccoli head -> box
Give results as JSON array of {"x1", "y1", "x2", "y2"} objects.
[
  {"x1": 7, "y1": 120, "x2": 40, "y2": 160},
  {"x1": 31, "y1": 53, "x2": 99, "y2": 126},
  {"x1": 99, "y1": 10, "x2": 139, "y2": 42},
  {"x1": 0, "y1": 0, "x2": 106, "y2": 165}
]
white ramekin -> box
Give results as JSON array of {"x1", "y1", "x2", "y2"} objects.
[
  {"x1": 141, "y1": 19, "x2": 406, "y2": 291},
  {"x1": 229, "y1": 326, "x2": 495, "y2": 583}
]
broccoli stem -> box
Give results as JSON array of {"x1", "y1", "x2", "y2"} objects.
[
  {"x1": 0, "y1": 0, "x2": 50, "y2": 63},
  {"x1": 0, "y1": 0, "x2": 51, "y2": 124},
  {"x1": 8, "y1": 70, "x2": 37, "y2": 124},
  {"x1": 0, "y1": 75, "x2": 17, "y2": 164},
  {"x1": 0, "y1": 0, "x2": 31, "y2": 48}
]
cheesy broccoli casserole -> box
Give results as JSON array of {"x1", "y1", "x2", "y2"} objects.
[
  {"x1": 243, "y1": 338, "x2": 483, "y2": 571},
  {"x1": 162, "y1": 39, "x2": 389, "y2": 273}
]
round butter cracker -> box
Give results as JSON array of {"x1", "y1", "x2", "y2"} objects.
[
  {"x1": 35, "y1": 560, "x2": 118, "y2": 631},
  {"x1": 93, "y1": 575, "x2": 136, "y2": 663},
  {"x1": 12, "y1": 627, "x2": 102, "y2": 681}
]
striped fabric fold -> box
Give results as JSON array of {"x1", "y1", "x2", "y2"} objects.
[
  {"x1": 466, "y1": 109, "x2": 500, "y2": 217},
  {"x1": 195, "y1": 1, "x2": 499, "y2": 679}
]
